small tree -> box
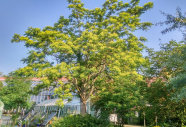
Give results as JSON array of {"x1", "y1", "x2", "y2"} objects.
[
  {"x1": 94, "y1": 79, "x2": 142, "y2": 126},
  {"x1": 0, "y1": 77, "x2": 31, "y2": 110}
]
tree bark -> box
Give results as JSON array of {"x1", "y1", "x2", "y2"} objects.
[{"x1": 80, "y1": 98, "x2": 87, "y2": 115}]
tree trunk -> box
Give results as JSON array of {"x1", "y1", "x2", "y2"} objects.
[
  {"x1": 80, "y1": 98, "x2": 87, "y2": 115},
  {"x1": 144, "y1": 112, "x2": 146, "y2": 127}
]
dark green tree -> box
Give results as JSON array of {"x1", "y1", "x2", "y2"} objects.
[
  {"x1": 94, "y1": 79, "x2": 142, "y2": 126},
  {"x1": 143, "y1": 8, "x2": 186, "y2": 126},
  {"x1": 0, "y1": 77, "x2": 31, "y2": 110}
]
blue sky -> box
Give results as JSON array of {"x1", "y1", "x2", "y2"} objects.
[{"x1": 0, "y1": 0, "x2": 185, "y2": 75}]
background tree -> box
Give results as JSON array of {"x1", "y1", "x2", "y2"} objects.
[
  {"x1": 0, "y1": 77, "x2": 31, "y2": 110},
  {"x1": 147, "y1": 6, "x2": 186, "y2": 100},
  {"x1": 142, "y1": 79, "x2": 185, "y2": 126},
  {"x1": 144, "y1": 41, "x2": 185, "y2": 126},
  {"x1": 142, "y1": 8, "x2": 186, "y2": 126},
  {"x1": 158, "y1": 7, "x2": 186, "y2": 39},
  {"x1": 12, "y1": 0, "x2": 153, "y2": 114},
  {"x1": 162, "y1": 41, "x2": 186, "y2": 100},
  {"x1": 158, "y1": 7, "x2": 186, "y2": 100},
  {"x1": 93, "y1": 78, "x2": 142, "y2": 126}
]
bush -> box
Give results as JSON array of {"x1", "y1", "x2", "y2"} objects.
[{"x1": 52, "y1": 114, "x2": 114, "y2": 127}]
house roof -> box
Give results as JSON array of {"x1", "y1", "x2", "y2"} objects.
[{"x1": 0, "y1": 77, "x2": 6, "y2": 81}]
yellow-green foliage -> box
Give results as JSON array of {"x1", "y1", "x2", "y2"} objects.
[{"x1": 12, "y1": 0, "x2": 153, "y2": 108}]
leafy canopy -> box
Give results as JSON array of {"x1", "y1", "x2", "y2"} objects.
[{"x1": 12, "y1": 0, "x2": 153, "y2": 109}]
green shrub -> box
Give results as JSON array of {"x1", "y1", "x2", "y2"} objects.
[{"x1": 52, "y1": 114, "x2": 114, "y2": 127}]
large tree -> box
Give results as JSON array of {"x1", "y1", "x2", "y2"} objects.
[{"x1": 12, "y1": 0, "x2": 153, "y2": 114}]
